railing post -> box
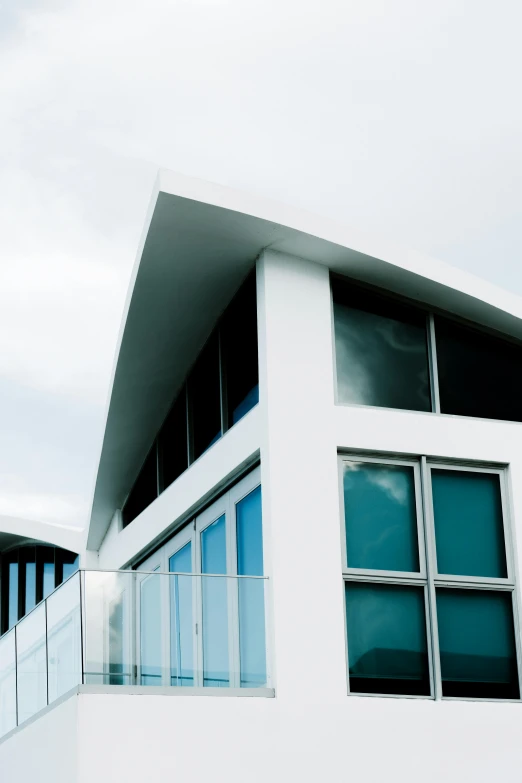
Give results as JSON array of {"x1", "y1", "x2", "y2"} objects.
[{"x1": 79, "y1": 570, "x2": 85, "y2": 686}]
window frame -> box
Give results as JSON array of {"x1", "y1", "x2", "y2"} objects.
[
  {"x1": 339, "y1": 453, "x2": 522, "y2": 702},
  {"x1": 330, "y1": 273, "x2": 522, "y2": 423}
]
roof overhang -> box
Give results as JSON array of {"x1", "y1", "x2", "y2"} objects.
[
  {"x1": 0, "y1": 515, "x2": 84, "y2": 554},
  {"x1": 87, "y1": 169, "x2": 522, "y2": 550}
]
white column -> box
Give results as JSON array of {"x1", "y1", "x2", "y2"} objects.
[{"x1": 257, "y1": 249, "x2": 347, "y2": 702}]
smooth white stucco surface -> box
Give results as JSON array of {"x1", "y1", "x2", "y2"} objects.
[
  {"x1": 2, "y1": 689, "x2": 522, "y2": 783},
  {"x1": 0, "y1": 692, "x2": 78, "y2": 783}
]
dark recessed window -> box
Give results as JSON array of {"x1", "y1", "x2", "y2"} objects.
[
  {"x1": 158, "y1": 390, "x2": 188, "y2": 493},
  {"x1": 121, "y1": 271, "x2": 259, "y2": 528},
  {"x1": 435, "y1": 316, "x2": 522, "y2": 422},
  {"x1": 222, "y1": 273, "x2": 259, "y2": 427},
  {"x1": 122, "y1": 447, "x2": 158, "y2": 528},
  {"x1": 189, "y1": 333, "x2": 222, "y2": 461},
  {"x1": 345, "y1": 581, "x2": 430, "y2": 696},
  {"x1": 437, "y1": 589, "x2": 519, "y2": 699},
  {"x1": 332, "y1": 279, "x2": 431, "y2": 412}
]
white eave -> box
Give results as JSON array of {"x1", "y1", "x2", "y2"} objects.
[
  {"x1": 0, "y1": 515, "x2": 84, "y2": 554},
  {"x1": 87, "y1": 169, "x2": 522, "y2": 551}
]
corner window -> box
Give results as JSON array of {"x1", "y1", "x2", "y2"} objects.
[
  {"x1": 332, "y1": 279, "x2": 431, "y2": 412},
  {"x1": 331, "y1": 274, "x2": 522, "y2": 424},
  {"x1": 435, "y1": 316, "x2": 522, "y2": 422},
  {"x1": 341, "y1": 456, "x2": 520, "y2": 700}
]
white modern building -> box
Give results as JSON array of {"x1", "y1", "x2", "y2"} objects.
[{"x1": 2, "y1": 171, "x2": 522, "y2": 781}]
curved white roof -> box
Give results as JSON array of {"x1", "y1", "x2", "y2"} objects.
[
  {"x1": 0, "y1": 514, "x2": 83, "y2": 554},
  {"x1": 87, "y1": 169, "x2": 522, "y2": 550}
]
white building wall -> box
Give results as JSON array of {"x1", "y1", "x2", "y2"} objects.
[
  {"x1": 0, "y1": 693, "x2": 78, "y2": 783},
  {"x1": 4, "y1": 250, "x2": 522, "y2": 781}
]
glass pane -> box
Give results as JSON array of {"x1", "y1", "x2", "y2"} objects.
[
  {"x1": 47, "y1": 573, "x2": 81, "y2": 703},
  {"x1": 158, "y1": 391, "x2": 188, "y2": 492},
  {"x1": 189, "y1": 333, "x2": 222, "y2": 461},
  {"x1": 8, "y1": 557, "x2": 19, "y2": 630},
  {"x1": 169, "y1": 544, "x2": 194, "y2": 686},
  {"x1": 222, "y1": 273, "x2": 259, "y2": 426},
  {"x1": 345, "y1": 582, "x2": 430, "y2": 696},
  {"x1": 122, "y1": 446, "x2": 158, "y2": 528},
  {"x1": 236, "y1": 486, "x2": 266, "y2": 686},
  {"x1": 17, "y1": 603, "x2": 47, "y2": 724},
  {"x1": 20, "y1": 547, "x2": 36, "y2": 615},
  {"x1": 435, "y1": 316, "x2": 522, "y2": 422},
  {"x1": 140, "y1": 573, "x2": 163, "y2": 686},
  {"x1": 236, "y1": 485, "x2": 263, "y2": 577},
  {"x1": 343, "y1": 462, "x2": 420, "y2": 572},
  {"x1": 201, "y1": 516, "x2": 229, "y2": 687},
  {"x1": 38, "y1": 546, "x2": 56, "y2": 600},
  {"x1": 0, "y1": 630, "x2": 17, "y2": 737},
  {"x1": 437, "y1": 589, "x2": 519, "y2": 699},
  {"x1": 431, "y1": 470, "x2": 507, "y2": 578},
  {"x1": 332, "y1": 279, "x2": 431, "y2": 412},
  {"x1": 82, "y1": 571, "x2": 133, "y2": 686}
]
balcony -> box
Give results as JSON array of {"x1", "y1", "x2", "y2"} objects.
[{"x1": 0, "y1": 569, "x2": 270, "y2": 739}]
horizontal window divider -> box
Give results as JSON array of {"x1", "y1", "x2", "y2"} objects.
[
  {"x1": 433, "y1": 579, "x2": 514, "y2": 591},
  {"x1": 348, "y1": 691, "x2": 434, "y2": 701},
  {"x1": 343, "y1": 568, "x2": 426, "y2": 581},
  {"x1": 343, "y1": 574, "x2": 428, "y2": 587}
]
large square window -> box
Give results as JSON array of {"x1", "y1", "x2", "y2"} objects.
[{"x1": 341, "y1": 456, "x2": 518, "y2": 701}]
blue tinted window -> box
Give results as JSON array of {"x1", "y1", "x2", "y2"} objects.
[
  {"x1": 169, "y1": 544, "x2": 194, "y2": 687},
  {"x1": 437, "y1": 588, "x2": 519, "y2": 699},
  {"x1": 236, "y1": 486, "x2": 263, "y2": 577},
  {"x1": 346, "y1": 582, "x2": 430, "y2": 695},
  {"x1": 201, "y1": 516, "x2": 229, "y2": 687},
  {"x1": 344, "y1": 462, "x2": 419, "y2": 572},
  {"x1": 8, "y1": 560, "x2": 18, "y2": 629},
  {"x1": 140, "y1": 574, "x2": 162, "y2": 686},
  {"x1": 236, "y1": 486, "x2": 266, "y2": 687},
  {"x1": 432, "y1": 470, "x2": 507, "y2": 578}
]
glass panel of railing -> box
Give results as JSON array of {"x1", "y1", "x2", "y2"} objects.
[
  {"x1": 0, "y1": 630, "x2": 17, "y2": 737},
  {"x1": 238, "y1": 576, "x2": 267, "y2": 687},
  {"x1": 82, "y1": 570, "x2": 134, "y2": 686},
  {"x1": 47, "y1": 572, "x2": 82, "y2": 702},
  {"x1": 16, "y1": 603, "x2": 47, "y2": 724}
]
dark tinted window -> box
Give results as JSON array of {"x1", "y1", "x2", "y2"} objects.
[
  {"x1": 437, "y1": 588, "x2": 519, "y2": 699},
  {"x1": 333, "y1": 280, "x2": 431, "y2": 412},
  {"x1": 122, "y1": 447, "x2": 158, "y2": 528},
  {"x1": 435, "y1": 316, "x2": 522, "y2": 422},
  {"x1": 158, "y1": 390, "x2": 188, "y2": 492},
  {"x1": 189, "y1": 333, "x2": 222, "y2": 461},
  {"x1": 222, "y1": 274, "x2": 259, "y2": 426}
]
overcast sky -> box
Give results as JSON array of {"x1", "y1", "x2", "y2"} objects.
[{"x1": 1, "y1": 0, "x2": 521, "y2": 530}]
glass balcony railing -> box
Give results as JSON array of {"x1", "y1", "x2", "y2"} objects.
[{"x1": 0, "y1": 569, "x2": 269, "y2": 739}]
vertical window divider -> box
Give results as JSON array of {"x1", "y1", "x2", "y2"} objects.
[
  {"x1": 420, "y1": 456, "x2": 442, "y2": 700},
  {"x1": 185, "y1": 385, "x2": 194, "y2": 466},
  {"x1": 427, "y1": 314, "x2": 441, "y2": 414},
  {"x1": 218, "y1": 328, "x2": 229, "y2": 434}
]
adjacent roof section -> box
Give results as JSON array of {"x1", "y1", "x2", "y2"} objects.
[
  {"x1": 87, "y1": 169, "x2": 522, "y2": 551},
  {"x1": 0, "y1": 515, "x2": 84, "y2": 554}
]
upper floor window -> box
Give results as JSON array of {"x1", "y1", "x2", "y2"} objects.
[
  {"x1": 341, "y1": 455, "x2": 520, "y2": 700},
  {"x1": 332, "y1": 276, "x2": 522, "y2": 422},
  {"x1": 122, "y1": 272, "x2": 259, "y2": 528}
]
